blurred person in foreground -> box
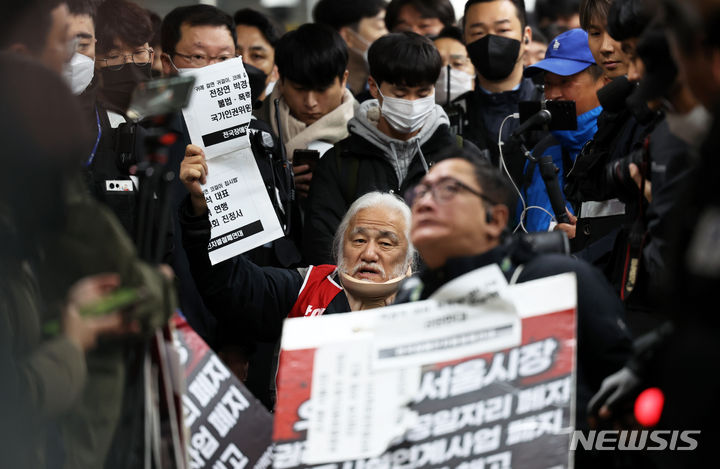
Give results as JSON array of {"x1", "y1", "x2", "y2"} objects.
[
  {"x1": 587, "y1": 1, "x2": 720, "y2": 466},
  {"x1": 394, "y1": 150, "x2": 632, "y2": 467},
  {"x1": 0, "y1": 52, "x2": 130, "y2": 469},
  {"x1": 0, "y1": 50, "x2": 175, "y2": 469},
  {"x1": 1, "y1": 3, "x2": 176, "y2": 467}
]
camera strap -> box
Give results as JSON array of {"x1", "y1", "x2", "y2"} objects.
[{"x1": 620, "y1": 138, "x2": 651, "y2": 301}]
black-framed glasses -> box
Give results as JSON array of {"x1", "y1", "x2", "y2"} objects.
[
  {"x1": 98, "y1": 48, "x2": 154, "y2": 71},
  {"x1": 407, "y1": 177, "x2": 496, "y2": 206},
  {"x1": 172, "y1": 51, "x2": 237, "y2": 67}
]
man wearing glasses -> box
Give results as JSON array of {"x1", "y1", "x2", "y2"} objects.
[
  {"x1": 396, "y1": 150, "x2": 633, "y2": 466},
  {"x1": 163, "y1": 4, "x2": 306, "y2": 408},
  {"x1": 80, "y1": 0, "x2": 162, "y2": 251}
]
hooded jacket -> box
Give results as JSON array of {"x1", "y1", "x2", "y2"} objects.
[
  {"x1": 302, "y1": 99, "x2": 471, "y2": 265},
  {"x1": 521, "y1": 106, "x2": 602, "y2": 232}
]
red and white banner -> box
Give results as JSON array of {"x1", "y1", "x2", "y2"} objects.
[{"x1": 272, "y1": 267, "x2": 577, "y2": 469}]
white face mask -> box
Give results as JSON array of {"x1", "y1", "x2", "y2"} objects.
[
  {"x1": 264, "y1": 79, "x2": 276, "y2": 97},
  {"x1": 379, "y1": 90, "x2": 436, "y2": 133},
  {"x1": 665, "y1": 104, "x2": 712, "y2": 148},
  {"x1": 435, "y1": 66, "x2": 474, "y2": 106},
  {"x1": 62, "y1": 52, "x2": 95, "y2": 95}
]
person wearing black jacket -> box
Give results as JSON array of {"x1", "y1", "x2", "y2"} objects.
[
  {"x1": 302, "y1": 31, "x2": 475, "y2": 265},
  {"x1": 587, "y1": 1, "x2": 720, "y2": 466},
  {"x1": 455, "y1": 0, "x2": 546, "y2": 188},
  {"x1": 556, "y1": 0, "x2": 644, "y2": 271},
  {"x1": 77, "y1": 0, "x2": 177, "y2": 265},
  {"x1": 394, "y1": 150, "x2": 632, "y2": 466},
  {"x1": 160, "y1": 4, "x2": 299, "y2": 407}
]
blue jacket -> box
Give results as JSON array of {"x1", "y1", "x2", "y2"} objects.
[{"x1": 520, "y1": 106, "x2": 602, "y2": 232}]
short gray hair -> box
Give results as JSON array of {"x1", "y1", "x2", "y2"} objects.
[{"x1": 332, "y1": 191, "x2": 415, "y2": 272}]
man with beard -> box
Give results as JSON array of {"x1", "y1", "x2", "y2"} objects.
[
  {"x1": 179, "y1": 171, "x2": 415, "y2": 405},
  {"x1": 179, "y1": 182, "x2": 415, "y2": 334}
]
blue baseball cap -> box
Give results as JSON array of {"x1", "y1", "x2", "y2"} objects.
[{"x1": 524, "y1": 28, "x2": 596, "y2": 77}]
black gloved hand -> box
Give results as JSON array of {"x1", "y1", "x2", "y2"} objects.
[{"x1": 587, "y1": 366, "x2": 642, "y2": 422}]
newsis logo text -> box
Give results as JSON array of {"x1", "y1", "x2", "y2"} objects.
[{"x1": 570, "y1": 430, "x2": 700, "y2": 451}]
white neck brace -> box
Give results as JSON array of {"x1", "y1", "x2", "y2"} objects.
[{"x1": 340, "y1": 271, "x2": 407, "y2": 310}]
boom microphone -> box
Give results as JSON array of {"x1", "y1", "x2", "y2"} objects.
[{"x1": 511, "y1": 109, "x2": 552, "y2": 138}]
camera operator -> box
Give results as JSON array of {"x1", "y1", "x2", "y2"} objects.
[
  {"x1": 587, "y1": 1, "x2": 720, "y2": 465},
  {"x1": 551, "y1": 0, "x2": 651, "y2": 286},
  {"x1": 602, "y1": 0, "x2": 694, "y2": 331},
  {"x1": 519, "y1": 28, "x2": 604, "y2": 233},
  {"x1": 78, "y1": 0, "x2": 176, "y2": 262},
  {"x1": 560, "y1": 0, "x2": 692, "y2": 333}
]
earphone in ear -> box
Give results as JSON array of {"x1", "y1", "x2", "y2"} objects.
[
  {"x1": 485, "y1": 210, "x2": 493, "y2": 224},
  {"x1": 525, "y1": 36, "x2": 530, "y2": 45}
]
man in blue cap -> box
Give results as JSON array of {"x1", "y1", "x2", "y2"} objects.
[{"x1": 518, "y1": 28, "x2": 604, "y2": 232}]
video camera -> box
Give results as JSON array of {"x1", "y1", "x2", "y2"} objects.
[
  {"x1": 125, "y1": 75, "x2": 196, "y2": 261},
  {"x1": 513, "y1": 100, "x2": 577, "y2": 224},
  {"x1": 115, "y1": 76, "x2": 196, "y2": 172}
]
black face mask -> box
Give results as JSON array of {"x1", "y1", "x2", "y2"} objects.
[
  {"x1": 98, "y1": 63, "x2": 152, "y2": 113},
  {"x1": 467, "y1": 34, "x2": 521, "y2": 82},
  {"x1": 243, "y1": 62, "x2": 268, "y2": 109}
]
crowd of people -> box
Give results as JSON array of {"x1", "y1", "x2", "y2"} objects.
[{"x1": 1, "y1": 0, "x2": 719, "y2": 467}]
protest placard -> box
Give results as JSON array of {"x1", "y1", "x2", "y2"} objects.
[
  {"x1": 173, "y1": 315, "x2": 274, "y2": 469},
  {"x1": 273, "y1": 267, "x2": 577, "y2": 469},
  {"x1": 181, "y1": 58, "x2": 283, "y2": 264}
]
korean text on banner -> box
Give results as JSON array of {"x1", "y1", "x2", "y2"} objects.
[
  {"x1": 173, "y1": 315, "x2": 274, "y2": 469},
  {"x1": 181, "y1": 58, "x2": 283, "y2": 264},
  {"x1": 273, "y1": 268, "x2": 578, "y2": 469}
]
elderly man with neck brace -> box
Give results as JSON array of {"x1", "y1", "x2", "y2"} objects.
[{"x1": 179, "y1": 172, "x2": 415, "y2": 343}]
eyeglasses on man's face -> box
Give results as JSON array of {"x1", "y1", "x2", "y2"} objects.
[
  {"x1": 171, "y1": 51, "x2": 237, "y2": 68},
  {"x1": 98, "y1": 47, "x2": 154, "y2": 70},
  {"x1": 407, "y1": 176, "x2": 495, "y2": 206}
]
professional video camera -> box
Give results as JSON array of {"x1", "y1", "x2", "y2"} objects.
[{"x1": 512, "y1": 99, "x2": 577, "y2": 224}]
